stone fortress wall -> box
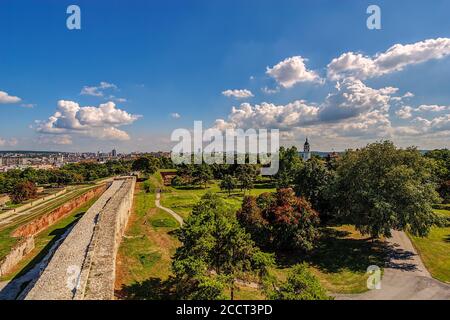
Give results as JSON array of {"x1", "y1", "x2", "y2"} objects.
[
  {"x1": 23, "y1": 177, "x2": 135, "y2": 300},
  {"x1": 0, "y1": 184, "x2": 107, "y2": 279}
]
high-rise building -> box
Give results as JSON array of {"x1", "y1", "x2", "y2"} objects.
[{"x1": 111, "y1": 149, "x2": 117, "y2": 157}]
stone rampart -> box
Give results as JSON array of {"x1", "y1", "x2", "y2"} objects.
[{"x1": 24, "y1": 177, "x2": 135, "y2": 300}]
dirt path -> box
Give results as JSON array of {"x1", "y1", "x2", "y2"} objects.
[
  {"x1": 337, "y1": 230, "x2": 450, "y2": 300},
  {"x1": 155, "y1": 189, "x2": 184, "y2": 226}
]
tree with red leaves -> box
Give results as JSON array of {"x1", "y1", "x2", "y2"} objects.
[{"x1": 237, "y1": 188, "x2": 320, "y2": 251}]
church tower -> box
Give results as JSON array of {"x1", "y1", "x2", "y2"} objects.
[{"x1": 303, "y1": 137, "x2": 311, "y2": 161}]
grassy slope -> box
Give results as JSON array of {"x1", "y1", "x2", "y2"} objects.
[
  {"x1": 115, "y1": 176, "x2": 181, "y2": 299},
  {"x1": 0, "y1": 195, "x2": 101, "y2": 281},
  {"x1": 409, "y1": 208, "x2": 450, "y2": 283}
]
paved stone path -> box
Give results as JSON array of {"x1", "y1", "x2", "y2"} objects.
[
  {"x1": 155, "y1": 189, "x2": 184, "y2": 226},
  {"x1": 337, "y1": 230, "x2": 450, "y2": 300}
]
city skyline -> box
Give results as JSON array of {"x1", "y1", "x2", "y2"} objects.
[{"x1": 1, "y1": 0, "x2": 450, "y2": 153}]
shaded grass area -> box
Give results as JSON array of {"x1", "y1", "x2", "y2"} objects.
[
  {"x1": 409, "y1": 208, "x2": 450, "y2": 283},
  {"x1": 0, "y1": 195, "x2": 101, "y2": 281},
  {"x1": 270, "y1": 225, "x2": 388, "y2": 294}
]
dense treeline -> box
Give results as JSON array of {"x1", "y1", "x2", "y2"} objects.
[
  {"x1": 0, "y1": 160, "x2": 132, "y2": 194},
  {"x1": 0, "y1": 153, "x2": 176, "y2": 204},
  {"x1": 425, "y1": 149, "x2": 450, "y2": 203}
]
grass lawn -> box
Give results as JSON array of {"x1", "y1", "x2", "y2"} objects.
[
  {"x1": 115, "y1": 179, "x2": 181, "y2": 299},
  {"x1": 0, "y1": 195, "x2": 101, "y2": 281},
  {"x1": 0, "y1": 226, "x2": 20, "y2": 263},
  {"x1": 409, "y1": 207, "x2": 450, "y2": 283},
  {"x1": 160, "y1": 180, "x2": 275, "y2": 220},
  {"x1": 269, "y1": 225, "x2": 387, "y2": 294}
]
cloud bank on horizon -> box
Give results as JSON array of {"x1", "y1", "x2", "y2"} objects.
[
  {"x1": 213, "y1": 37, "x2": 450, "y2": 150},
  {"x1": 34, "y1": 100, "x2": 141, "y2": 145}
]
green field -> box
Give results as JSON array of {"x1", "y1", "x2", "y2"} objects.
[
  {"x1": 409, "y1": 207, "x2": 450, "y2": 283},
  {"x1": 0, "y1": 184, "x2": 99, "y2": 262},
  {"x1": 160, "y1": 180, "x2": 276, "y2": 220},
  {"x1": 115, "y1": 179, "x2": 181, "y2": 299},
  {"x1": 0, "y1": 195, "x2": 101, "y2": 281}
]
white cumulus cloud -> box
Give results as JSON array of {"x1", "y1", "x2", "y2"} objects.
[
  {"x1": 222, "y1": 89, "x2": 254, "y2": 99},
  {"x1": 0, "y1": 137, "x2": 18, "y2": 147},
  {"x1": 80, "y1": 81, "x2": 118, "y2": 97},
  {"x1": 266, "y1": 56, "x2": 322, "y2": 88},
  {"x1": 36, "y1": 100, "x2": 140, "y2": 142},
  {"x1": 327, "y1": 38, "x2": 450, "y2": 80},
  {"x1": 0, "y1": 91, "x2": 21, "y2": 104}
]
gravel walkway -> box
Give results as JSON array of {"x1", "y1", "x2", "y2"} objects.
[{"x1": 155, "y1": 189, "x2": 184, "y2": 226}]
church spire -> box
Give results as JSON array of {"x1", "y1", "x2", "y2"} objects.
[{"x1": 303, "y1": 137, "x2": 311, "y2": 160}]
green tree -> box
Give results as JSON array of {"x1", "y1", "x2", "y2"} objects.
[
  {"x1": 220, "y1": 175, "x2": 238, "y2": 195},
  {"x1": 142, "y1": 180, "x2": 154, "y2": 193},
  {"x1": 132, "y1": 157, "x2": 158, "y2": 176},
  {"x1": 192, "y1": 164, "x2": 213, "y2": 188},
  {"x1": 329, "y1": 141, "x2": 441, "y2": 238},
  {"x1": 173, "y1": 193, "x2": 274, "y2": 300},
  {"x1": 274, "y1": 146, "x2": 303, "y2": 189},
  {"x1": 425, "y1": 149, "x2": 450, "y2": 202},
  {"x1": 266, "y1": 263, "x2": 331, "y2": 300},
  {"x1": 294, "y1": 157, "x2": 333, "y2": 214}
]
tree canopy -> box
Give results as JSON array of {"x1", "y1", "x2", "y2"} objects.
[
  {"x1": 237, "y1": 188, "x2": 321, "y2": 251},
  {"x1": 329, "y1": 141, "x2": 440, "y2": 238},
  {"x1": 172, "y1": 193, "x2": 274, "y2": 300}
]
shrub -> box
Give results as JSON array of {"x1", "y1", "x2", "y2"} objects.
[{"x1": 267, "y1": 263, "x2": 331, "y2": 300}]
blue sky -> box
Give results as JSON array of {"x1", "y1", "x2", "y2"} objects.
[{"x1": 1, "y1": 0, "x2": 450, "y2": 152}]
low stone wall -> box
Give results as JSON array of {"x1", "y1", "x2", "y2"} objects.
[
  {"x1": 0, "y1": 237, "x2": 34, "y2": 277},
  {"x1": 24, "y1": 177, "x2": 135, "y2": 300},
  {"x1": 12, "y1": 184, "x2": 107, "y2": 238},
  {"x1": 83, "y1": 178, "x2": 135, "y2": 300}
]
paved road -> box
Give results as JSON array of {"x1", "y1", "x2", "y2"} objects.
[
  {"x1": 155, "y1": 189, "x2": 184, "y2": 226},
  {"x1": 337, "y1": 230, "x2": 450, "y2": 300}
]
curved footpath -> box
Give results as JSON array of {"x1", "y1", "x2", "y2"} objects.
[
  {"x1": 337, "y1": 230, "x2": 450, "y2": 300},
  {"x1": 155, "y1": 189, "x2": 184, "y2": 226}
]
